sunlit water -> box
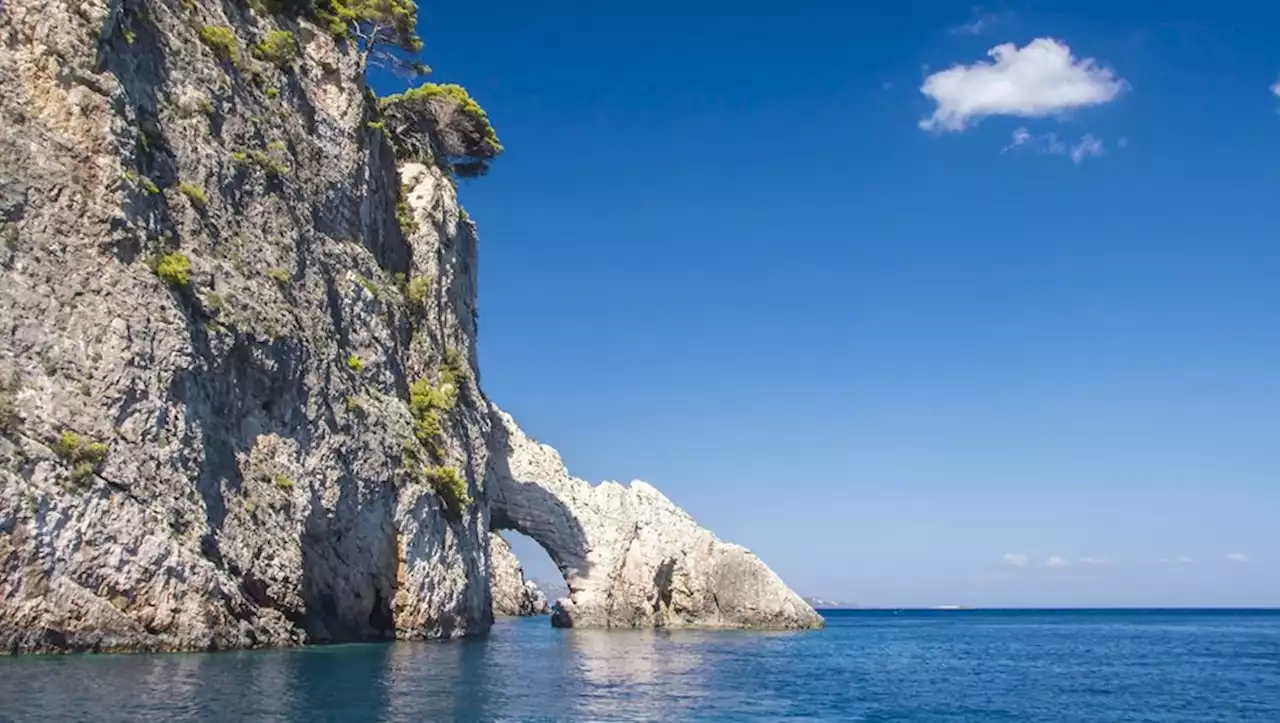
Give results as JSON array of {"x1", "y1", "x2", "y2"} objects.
[{"x1": 1, "y1": 610, "x2": 1278, "y2": 721}]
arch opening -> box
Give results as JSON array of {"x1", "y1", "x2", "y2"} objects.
[{"x1": 498, "y1": 530, "x2": 567, "y2": 604}]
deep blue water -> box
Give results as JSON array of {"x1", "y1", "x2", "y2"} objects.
[{"x1": 1, "y1": 610, "x2": 1278, "y2": 721}]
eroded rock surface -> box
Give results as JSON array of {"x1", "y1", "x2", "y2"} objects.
[
  {"x1": 487, "y1": 408, "x2": 823, "y2": 630},
  {"x1": 489, "y1": 533, "x2": 548, "y2": 617},
  {"x1": 0, "y1": 0, "x2": 491, "y2": 652},
  {"x1": 0, "y1": 0, "x2": 819, "y2": 653}
]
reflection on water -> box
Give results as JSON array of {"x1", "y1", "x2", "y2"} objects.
[
  {"x1": 569, "y1": 628, "x2": 708, "y2": 719},
  {"x1": 2, "y1": 611, "x2": 1277, "y2": 723}
]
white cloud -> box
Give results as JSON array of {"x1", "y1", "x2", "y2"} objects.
[
  {"x1": 1226, "y1": 553, "x2": 1249, "y2": 564},
  {"x1": 1272, "y1": 79, "x2": 1280, "y2": 98},
  {"x1": 1177, "y1": 556, "x2": 1193, "y2": 564},
  {"x1": 1003, "y1": 553, "x2": 1029, "y2": 567},
  {"x1": 951, "y1": 9, "x2": 1000, "y2": 36},
  {"x1": 1004, "y1": 128, "x2": 1104, "y2": 164},
  {"x1": 1046, "y1": 556, "x2": 1069, "y2": 568},
  {"x1": 1117, "y1": 136, "x2": 1129, "y2": 149},
  {"x1": 1078, "y1": 557, "x2": 1114, "y2": 566},
  {"x1": 1003, "y1": 126, "x2": 1066, "y2": 155},
  {"x1": 919, "y1": 38, "x2": 1125, "y2": 132},
  {"x1": 1070, "y1": 134, "x2": 1105, "y2": 164}
]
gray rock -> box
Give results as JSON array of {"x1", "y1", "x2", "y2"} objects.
[
  {"x1": 0, "y1": 1, "x2": 490, "y2": 652},
  {"x1": 488, "y1": 408, "x2": 823, "y2": 630},
  {"x1": 489, "y1": 533, "x2": 548, "y2": 617},
  {"x1": 0, "y1": 0, "x2": 818, "y2": 653}
]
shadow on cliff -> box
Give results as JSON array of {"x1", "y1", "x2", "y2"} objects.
[
  {"x1": 299, "y1": 462, "x2": 398, "y2": 643},
  {"x1": 484, "y1": 412, "x2": 592, "y2": 604},
  {"x1": 167, "y1": 325, "x2": 397, "y2": 643}
]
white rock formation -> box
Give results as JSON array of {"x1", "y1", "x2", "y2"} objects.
[
  {"x1": 486, "y1": 407, "x2": 823, "y2": 630},
  {"x1": 489, "y1": 533, "x2": 548, "y2": 617}
]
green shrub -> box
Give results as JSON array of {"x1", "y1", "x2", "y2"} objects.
[
  {"x1": 355, "y1": 274, "x2": 380, "y2": 299},
  {"x1": 345, "y1": 395, "x2": 363, "y2": 412},
  {"x1": 396, "y1": 198, "x2": 418, "y2": 235},
  {"x1": 405, "y1": 276, "x2": 429, "y2": 309},
  {"x1": 198, "y1": 25, "x2": 239, "y2": 64},
  {"x1": 140, "y1": 176, "x2": 160, "y2": 195},
  {"x1": 316, "y1": 0, "x2": 422, "y2": 57},
  {"x1": 204, "y1": 292, "x2": 226, "y2": 312},
  {"x1": 266, "y1": 87, "x2": 280, "y2": 98},
  {"x1": 153, "y1": 251, "x2": 192, "y2": 289},
  {"x1": 177, "y1": 181, "x2": 207, "y2": 208},
  {"x1": 252, "y1": 30, "x2": 299, "y2": 67},
  {"x1": 266, "y1": 267, "x2": 291, "y2": 284},
  {"x1": 442, "y1": 347, "x2": 469, "y2": 386},
  {"x1": 52, "y1": 430, "x2": 109, "y2": 485},
  {"x1": 0, "y1": 378, "x2": 19, "y2": 435},
  {"x1": 423, "y1": 465, "x2": 471, "y2": 519},
  {"x1": 177, "y1": 95, "x2": 215, "y2": 118},
  {"x1": 232, "y1": 147, "x2": 290, "y2": 178},
  {"x1": 274, "y1": 474, "x2": 294, "y2": 489},
  {"x1": 379, "y1": 83, "x2": 503, "y2": 177},
  {"x1": 346, "y1": 353, "x2": 364, "y2": 372},
  {"x1": 408, "y1": 377, "x2": 456, "y2": 451}
]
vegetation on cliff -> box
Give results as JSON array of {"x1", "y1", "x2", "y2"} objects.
[
  {"x1": 380, "y1": 84, "x2": 504, "y2": 177},
  {"x1": 240, "y1": 0, "x2": 503, "y2": 177}
]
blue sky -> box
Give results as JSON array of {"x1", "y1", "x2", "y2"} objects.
[{"x1": 373, "y1": 0, "x2": 1280, "y2": 607}]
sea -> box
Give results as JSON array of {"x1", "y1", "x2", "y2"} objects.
[{"x1": 0, "y1": 609, "x2": 1277, "y2": 722}]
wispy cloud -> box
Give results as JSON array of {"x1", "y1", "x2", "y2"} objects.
[
  {"x1": 1045, "y1": 556, "x2": 1069, "y2": 568},
  {"x1": 1003, "y1": 126, "x2": 1066, "y2": 154},
  {"x1": 1070, "y1": 134, "x2": 1105, "y2": 164},
  {"x1": 919, "y1": 38, "x2": 1125, "y2": 132},
  {"x1": 1226, "y1": 553, "x2": 1249, "y2": 564},
  {"x1": 1003, "y1": 553, "x2": 1029, "y2": 567},
  {"x1": 951, "y1": 8, "x2": 1002, "y2": 36},
  {"x1": 1272, "y1": 78, "x2": 1280, "y2": 98},
  {"x1": 1177, "y1": 556, "x2": 1193, "y2": 564},
  {"x1": 1004, "y1": 128, "x2": 1106, "y2": 164},
  {"x1": 1077, "y1": 557, "x2": 1114, "y2": 566}
]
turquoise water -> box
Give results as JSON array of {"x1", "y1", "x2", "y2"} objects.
[{"x1": 1, "y1": 610, "x2": 1277, "y2": 721}]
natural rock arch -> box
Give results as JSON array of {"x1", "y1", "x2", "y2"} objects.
[{"x1": 485, "y1": 406, "x2": 822, "y2": 630}]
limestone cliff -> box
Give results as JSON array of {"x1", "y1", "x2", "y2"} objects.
[
  {"x1": 0, "y1": 0, "x2": 491, "y2": 652},
  {"x1": 0, "y1": 0, "x2": 819, "y2": 653},
  {"x1": 489, "y1": 533, "x2": 548, "y2": 617}
]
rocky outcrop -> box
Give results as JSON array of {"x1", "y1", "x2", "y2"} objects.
[
  {"x1": 0, "y1": 0, "x2": 818, "y2": 653},
  {"x1": 0, "y1": 0, "x2": 491, "y2": 652},
  {"x1": 487, "y1": 408, "x2": 823, "y2": 630},
  {"x1": 489, "y1": 533, "x2": 548, "y2": 617}
]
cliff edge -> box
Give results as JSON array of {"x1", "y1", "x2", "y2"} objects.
[{"x1": 0, "y1": 0, "x2": 819, "y2": 653}]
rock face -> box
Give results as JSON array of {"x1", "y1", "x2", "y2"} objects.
[
  {"x1": 488, "y1": 408, "x2": 823, "y2": 630},
  {"x1": 0, "y1": 0, "x2": 492, "y2": 652},
  {"x1": 489, "y1": 533, "x2": 548, "y2": 617},
  {"x1": 0, "y1": 0, "x2": 818, "y2": 652}
]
